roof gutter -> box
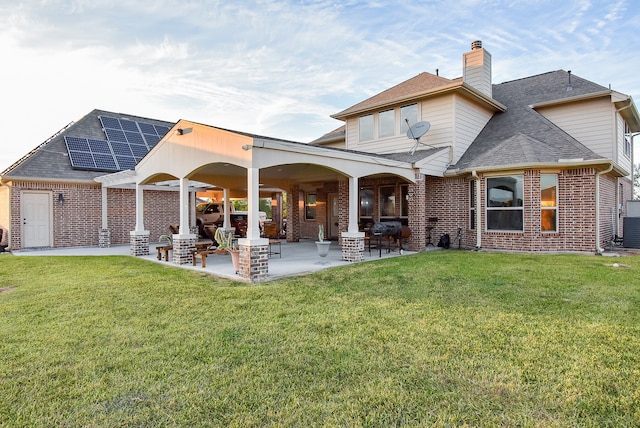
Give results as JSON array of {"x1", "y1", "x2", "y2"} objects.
[
  {"x1": 444, "y1": 158, "x2": 627, "y2": 178},
  {"x1": 595, "y1": 163, "x2": 614, "y2": 254}
]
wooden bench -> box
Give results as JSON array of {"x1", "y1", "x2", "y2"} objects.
[
  {"x1": 157, "y1": 245, "x2": 172, "y2": 261},
  {"x1": 192, "y1": 248, "x2": 226, "y2": 268}
]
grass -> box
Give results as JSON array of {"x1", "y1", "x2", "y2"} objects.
[{"x1": 1, "y1": 251, "x2": 639, "y2": 427}]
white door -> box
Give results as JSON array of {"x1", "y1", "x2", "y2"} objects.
[
  {"x1": 22, "y1": 192, "x2": 52, "y2": 248},
  {"x1": 328, "y1": 193, "x2": 339, "y2": 239}
]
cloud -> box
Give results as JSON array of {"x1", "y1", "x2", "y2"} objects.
[{"x1": 1, "y1": 0, "x2": 640, "y2": 171}]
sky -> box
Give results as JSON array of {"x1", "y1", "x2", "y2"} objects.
[{"x1": 1, "y1": 0, "x2": 640, "y2": 172}]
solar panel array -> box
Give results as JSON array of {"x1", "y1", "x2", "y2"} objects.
[{"x1": 65, "y1": 116, "x2": 172, "y2": 172}]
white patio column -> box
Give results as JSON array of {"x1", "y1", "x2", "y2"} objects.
[
  {"x1": 341, "y1": 175, "x2": 365, "y2": 262},
  {"x1": 237, "y1": 167, "x2": 269, "y2": 282},
  {"x1": 223, "y1": 188, "x2": 231, "y2": 230},
  {"x1": 101, "y1": 185, "x2": 108, "y2": 230},
  {"x1": 348, "y1": 176, "x2": 360, "y2": 233},
  {"x1": 246, "y1": 167, "x2": 260, "y2": 240},
  {"x1": 130, "y1": 182, "x2": 149, "y2": 256},
  {"x1": 179, "y1": 177, "x2": 190, "y2": 234},
  {"x1": 98, "y1": 184, "x2": 111, "y2": 248},
  {"x1": 172, "y1": 177, "x2": 198, "y2": 264},
  {"x1": 135, "y1": 183, "x2": 145, "y2": 232}
]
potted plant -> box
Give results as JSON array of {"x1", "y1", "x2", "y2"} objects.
[
  {"x1": 214, "y1": 228, "x2": 240, "y2": 272},
  {"x1": 315, "y1": 224, "x2": 331, "y2": 257}
]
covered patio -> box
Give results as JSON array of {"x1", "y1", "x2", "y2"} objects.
[
  {"x1": 96, "y1": 120, "x2": 421, "y2": 282},
  {"x1": 13, "y1": 239, "x2": 422, "y2": 282}
]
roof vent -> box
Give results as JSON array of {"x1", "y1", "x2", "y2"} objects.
[
  {"x1": 567, "y1": 70, "x2": 573, "y2": 91},
  {"x1": 471, "y1": 40, "x2": 482, "y2": 50}
]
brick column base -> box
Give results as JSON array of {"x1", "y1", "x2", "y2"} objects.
[
  {"x1": 237, "y1": 238, "x2": 269, "y2": 282},
  {"x1": 341, "y1": 232, "x2": 365, "y2": 262},
  {"x1": 99, "y1": 229, "x2": 111, "y2": 248},
  {"x1": 172, "y1": 234, "x2": 197, "y2": 264},
  {"x1": 130, "y1": 231, "x2": 150, "y2": 256}
]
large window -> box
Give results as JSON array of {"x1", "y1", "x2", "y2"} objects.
[
  {"x1": 379, "y1": 109, "x2": 395, "y2": 138},
  {"x1": 486, "y1": 175, "x2": 523, "y2": 231},
  {"x1": 359, "y1": 114, "x2": 374, "y2": 141},
  {"x1": 400, "y1": 104, "x2": 418, "y2": 133},
  {"x1": 541, "y1": 174, "x2": 557, "y2": 232},
  {"x1": 359, "y1": 188, "x2": 374, "y2": 218},
  {"x1": 379, "y1": 186, "x2": 396, "y2": 218}
]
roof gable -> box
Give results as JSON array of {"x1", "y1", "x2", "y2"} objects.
[
  {"x1": 332, "y1": 72, "x2": 458, "y2": 119},
  {"x1": 451, "y1": 70, "x2": 608, "y2": 172},
  {"x1": 2, "y1": 109, "x2": 174, "y2": 182}
]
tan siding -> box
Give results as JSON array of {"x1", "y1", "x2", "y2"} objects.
[
  {"x1": 453, "y1": 95, "x2": 493, "y2": 164},
  {"x1": 346, "y1": 94, "x2": 456, "y2": 155},
  {"x1": 615, "y1": 113, "x2": 632, "y2": 175},
  {"x1": 536, "y1": 97, "x2": 614, "y2": 158}
]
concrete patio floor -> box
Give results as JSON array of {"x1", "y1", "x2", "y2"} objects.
[{"x1": 12, "y1": 239, "x2": 428, "y2": 282}]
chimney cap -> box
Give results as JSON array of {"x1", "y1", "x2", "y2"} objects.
[{"x1": 471, "y1": 40, "x2": 482, "y2": 50}]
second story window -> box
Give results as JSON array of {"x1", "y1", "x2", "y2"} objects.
[
  {"x1": 400, "y1": 104, "x2": 418, "y2": 133},
  {"x1": 624, "y1": 122, "x2": 632, "y2": 158},
  {"x1": 379, "y1": 109, "x2": 395, "y2": 138},
  {"x1": 359, "y1": 114, "x2": 374, "y2": 142}
]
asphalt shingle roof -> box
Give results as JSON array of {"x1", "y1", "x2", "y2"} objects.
[
  {"x1": 450, "y1": 70, "x2": 608, "y2": 172},
  {"x1": 2, "y1": 109, "x2": 175, "y2": 182}
]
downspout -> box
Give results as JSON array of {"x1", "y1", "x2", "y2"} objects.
[
  {"x1": 471, "y1": 170, "x2": 482, "y2": 249},
  {"x1": 595, "y1": 163, "x2": 614, "y2": 254}
]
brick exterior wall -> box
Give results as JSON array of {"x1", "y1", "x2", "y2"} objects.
[
  {"x1": 4, "y1": 165, "x2": 626, "y2": 254},
  {"x1": 6, "y1": 180, "x2": 181, "y2": 250}
]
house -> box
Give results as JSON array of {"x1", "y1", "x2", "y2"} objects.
[
  {"x1": 1, "y1": 41, "x2": 638, "y2": 282},
  {"x1": 314, "y1": 40, "x2": 640, "y2": 253},
  {"x1": 0, "y1": 110, "x2": 179, "y2": 250}
]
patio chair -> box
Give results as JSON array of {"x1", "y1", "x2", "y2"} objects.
[{"x1": 263, "y1": 222, "x2": 281, "y2": 258}]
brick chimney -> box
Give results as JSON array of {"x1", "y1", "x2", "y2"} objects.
[{"x1": 463, "y1": 40, "x2": 492, "y2": 98}]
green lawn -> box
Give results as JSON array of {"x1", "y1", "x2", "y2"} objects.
[{"x1": 1, "y1": 251, "x2": 639, "y2": 427}]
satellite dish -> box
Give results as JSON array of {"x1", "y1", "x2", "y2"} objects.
[
  {"x1": 405, "y1": 120, "x2": 431, "y2": 155},
  {"x1": 406, "y1": 121, "x2": 430, "y2": 140}
]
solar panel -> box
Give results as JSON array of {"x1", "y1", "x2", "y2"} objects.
[
  {"x1": 68, "y1": 151, "x2": 95, "y2": 169},
  {"x1": 87, "y1": 139, "x2": 111, "y2": 154},
  {"x1": 93, "y1": 153, "x2": 118, "y2": 170},
  {"x1": 115, "y1": 156, "x2": 136, "y2": 170},
  {"x1": 66, "y1": 117, "x2": 172, "y2": 172},
  {"x1": 110, "y1": 141, "x2": 133, "y2": 157},
  {"x1": 154, "y1": 125, "x2": 170, "y2": 136},
  {"x1": 104, "y1": 128, "x2": 128, "y2": 142},
  {"x1": 99, "y1": 116, "x2": 121, "y2": 130},
  {"x1": 119, "y1": 119, "x2": 139, "y2": 133},
  {"x1": 129, "y1": 144, "x2": 148, "y2": 158},
  {"x1": 138, "y1": 122, "x2": 157, "y2": 134},
  {"x1": 124, "y1": 131, "x2": 145, "y2": 145},
  {"x1": 65, "y1": 138, "x2": 90, "y2": 152},
  {"x1": 143, "y1": 134, "x2": 160, "y2": 147}
]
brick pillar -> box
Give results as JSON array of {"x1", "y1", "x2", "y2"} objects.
[
  {"x1": 130, "y1": 231, "x2": 150, "y2": 256},
  {"x1": 338, "y1": 179, "x2": 349, "y2": 246},
  {"x1": 237, "y1": 238, "x2": 269, "y2": 282},
  {"x1": 99, "y1": 229, "x2": 111, "y2": 248},
  {"x1": 287, "y1": 184, "x2": 300, "y2": 242},
  {"x1": 172, "y1": 234, "x2": 197, "y2": 264},
  {"x1": 341, "y1": 232, "x2": 365, "y2": 262},
  {"x1": 408, "y1": 173, "x2": 426, "y2": 251}
]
